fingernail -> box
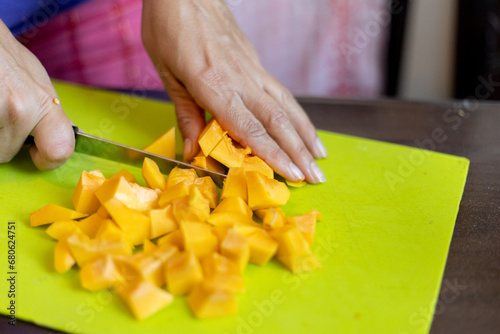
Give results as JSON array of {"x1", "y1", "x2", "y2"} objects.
[
  {"x1": 288, "y1": 162, "x2": 305, "y2": 181},
  {"x1": 184, "y1": 138, "x2": 192, "y2": 161},
  {"x1": 314, "y1": 138, "x2": 328, "y2": 159},
  {"x1": 310, "y1": 161, "x2": 326, "y2": 183}
]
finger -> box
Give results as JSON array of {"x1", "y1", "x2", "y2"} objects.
[
  {"x1": 241, "y1": 87, "x2": 326, "y2": 184},
  {"x1": 161, "y1": 73, "x2": 207, "y2": 162},
  {"x1": 263, "y1": 76, "x2": 328, "y2": 159},
  {"x1": 172, "y1": 95, "x2": 206, "y2": 162},
  {"x1": 213, "y1": 94, "x2": 305, "y2": 182},
  {"x1": 29, "y1": 97, "x2": 75, "y2": 171}
]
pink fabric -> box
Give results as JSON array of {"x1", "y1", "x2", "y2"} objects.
[
  {"x1": 24, "y1": 0, "x2": 388, "y2": 97},
  {"x1": 229, "y1": 0, "x2": 388, "y2": 97}
]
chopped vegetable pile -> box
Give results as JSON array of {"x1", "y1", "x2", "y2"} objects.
[{"x1": 30, "y1": 119, "x2": 323, "y2": 320}]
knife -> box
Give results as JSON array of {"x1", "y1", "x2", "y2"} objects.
[{"x1": 24, "y1": 126, "x2": 226, "y2": 186}]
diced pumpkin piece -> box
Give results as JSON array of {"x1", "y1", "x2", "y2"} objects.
[
  {"x1": 241, "y1": 155, "x2": 274, "y2": 179},
  {"x1": 112, "y1": 255, "x2": 143, "y2": 285},
  {"x1": 54, "y1": 239, "x2": 76, "y2": 273},
  {"x1": 207, "y1": 212, "x2": 252, "y2": 228},
  {"x1": 166, "y1": 167, "x2": 198, "y2": 189},
  {"x1": 191, "y1": 154, "x2": 226, "y2": 174},
  {"x1": 201, "y1": 252, "x2": 240, "y2": 277},
  {"x1": 143, "y1": 239, "x2": 158, "y2": 254},
  {"x1": 30, "y1": 204, "x2": 88, "y2": 227},
  {"x1": 166, "y1": 250, "x2": 204, "y2": 296},
  {"x1": 286, "y1": 180, "x2": 307, "y2": 188},
  {"x1": 187, "y1": 281, "x2": 238, "y2": 319},
  {"x1": 98, "y1": 234, "x2": 133, "y2": 256},
  {"x1": 74, "y1": 213, "x2": 104, "y2": 238},
  {"x1": 198, "y1": 118, "x2": 226, "y2": 156},
  {"x1": 102, "y1": 198, "x2": 150, "y2": 246},
  {"x1": 119, "y1": 281, "x2": 174, "y2": 320},
  {"x1": 127, "y1": 254, "x2": 165, "y2": 287},
  {"x1": 233, "y1": 220, "x2": 264, "y2": 237},
  {"x1": 172, "y1": 186, "x2": 210, "y2": 224},
  {"x1": 96, "y1": 205, "x2": 109, "y2": 219},
  {"x1": 268, "y1": 225, "x2": 311, "y2": 258},
  {"x1": 220, "y1": 229, "x2": 250, "y2": 273},
  {"x1": 247, "y1": 230, "x2": 278, "y2": 266},
  {"x1": 158, "y1": 181, "x2": 189, "y2": 207},
  {"x1": 193, "y1": 176, "x2": 220, "y2": 209},
  {"x1": 276, "y1": 253, "x2": 321, "y2": 274},
  {"x1": 212, "y1": 197, "x2": 252, "y2": 218},
  {"x1": 180, "y1": 222, "x2": 218, "y2": 260},
  {"x1": 46, "y1": 220, "x2": 81, "y2": 240},
  {"x1": 255, "y1": 208, "x2": 286, "y2": 230},
  {"x1": 246, "y1": 171, "x2": 290, "y2": 210},
  {"x1": 201, "y1": 253, "x2": 244, "y2": 293},
  {"x1": 309, "y1": 208, "x2": 323, "y2": 221},
  {"x1": 221, "y1": 168, "x2": 247, "y2": 202},
  {"x1": 66, "y1": 233, "x2": 102, "y2": 267},
  {"x1": 96, "y1": 176, "x2": 158, "y2": 212},
  {"x1": 142, "y1": 127, "x2": 176, "y2": 160},
  {"x1": 285, "y1": 210, "x2": 319, "y2": 246},
  {"x1": 94, "y1": 219, "x2": 123, "y2": 239},
  {"x1": 152, "y1": 244, "x2": 179, "y2": 265},
  {"x1": 209, "y1": 135, "x2": 251, "y2": 168},
  {"x1": 149, "y1": 205, "x2": 178, "y2": 239},
  {"x1": 80, "y1": 255, "x2": 124, "y2": 291},
  {"x1": 157, "y1": 230, "x2": 183, "y2": 250},
  {"x1": 109, "y1": 169, "x2": 136, "y2": 183},
  {"x1": 142, "y1": 158, "x2": 167, "y2": 191},
  {"x1": 73, "y1": 171, "x2": 106, "y2": 214}
]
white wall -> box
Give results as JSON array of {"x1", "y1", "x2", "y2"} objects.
[{"x1": 399, "y1": 0, "x2": 458, "y2": 100}]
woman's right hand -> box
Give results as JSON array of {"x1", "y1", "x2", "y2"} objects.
[{"x1": 0, "y1": 20, "x2": 75, "y2": 170}]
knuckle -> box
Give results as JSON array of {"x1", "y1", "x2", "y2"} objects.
[
  {"x1": 238, "y1": 114, "x2": 267, "y2": 143},
  {"x1": 293, "y1": 144, "x2": 309, "y2": 157},
  {"x1": 268, "y1": 107, "x2": 290, "y2": 129}
]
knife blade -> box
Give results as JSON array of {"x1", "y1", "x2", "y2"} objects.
[{"x1": 25, "y1": 126, "x2": 226, "y2": 186}]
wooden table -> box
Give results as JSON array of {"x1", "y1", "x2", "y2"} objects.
[{"x1": 2, "y1": 97, "x2": 499, "y2": 333}]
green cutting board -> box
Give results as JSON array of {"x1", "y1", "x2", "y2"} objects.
[{"x1": 0, "y1": 82, "x2": 469, "y2": 334}]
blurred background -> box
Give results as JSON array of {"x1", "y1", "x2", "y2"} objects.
[{"x1": 4, "y1": 0, "x2": 500, "y2": 101}]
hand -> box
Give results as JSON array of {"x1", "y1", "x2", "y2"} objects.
[
  {"x1": 141, "y1": 0, "x2": 327, "y2": 183},
  {"x1": 0, "y1": 20, "x2": 74, "y2": 170}
]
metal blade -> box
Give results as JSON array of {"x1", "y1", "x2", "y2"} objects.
[{"x1": 74, "y1": 130, "x2": 226, "y2": 186}]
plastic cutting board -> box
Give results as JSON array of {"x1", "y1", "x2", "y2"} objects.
[{"x1": 0, "y1": 82, "x2": 470, "y2": 334}]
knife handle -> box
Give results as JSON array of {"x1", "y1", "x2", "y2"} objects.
[{"x1": 23, "y1": 125, "x2": 79, "y2": 146}]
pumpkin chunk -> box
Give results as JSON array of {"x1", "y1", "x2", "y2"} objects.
[
  {"x1": 221, "y1": 168, "x2": 248, "y2": 202},
  {"x1": 166, "y1": 250, "x2": 204, "y2": 296},
  {"x1": 119, "y1": 281, "x2": 174, "y2": 320},
  {"x1": 241, "y1": 155, "x2": 273, "y2": 179},
  {"x1": 142, "y1": 158, "x2": 167, "y2": 191},
  {"x1": 246, "y1": 171, "x2": 290, "y2": 210},
  {"x1": 73, "y1": 171, "x2": 106, "y2": 214},
  {"x1": 198, "y1": 118, "x2": 226, "y2": 156},
  {"x1": 30, "y1": 204, "x2": 88, "y2": 227},
  {"x1": 187, "y1": 281, "x2": 238, "y2": 319},
  {"x1": 142, "y1": 127, "x2": 176, "y2": 160},
  {"x1": 209, "y1": 134, "x2": 251, "y2": 168}
]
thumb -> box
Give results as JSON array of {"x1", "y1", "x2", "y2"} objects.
[
  {"x1": 171, "y1": 94, "x2": 206, "y2": 162},
  {"x1": 29, "y1": 99, "x2": 75, "y2": 171}
]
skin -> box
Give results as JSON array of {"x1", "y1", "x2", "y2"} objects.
[
  {"x1": 0, "y1": 20, "x2": 74, "y2": 170},
  {"x1": 1, "y1": 0, "x2": 327, "y2": 183}
]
